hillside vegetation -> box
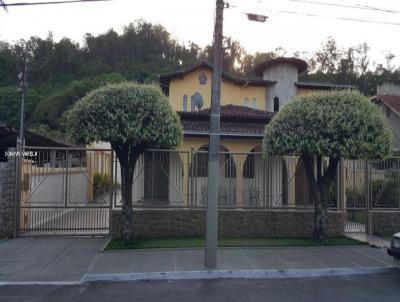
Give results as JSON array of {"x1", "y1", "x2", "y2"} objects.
[{"x1": 1, "y1": 20, "x2": 399, "y2": 140}]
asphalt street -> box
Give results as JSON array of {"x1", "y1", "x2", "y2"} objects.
[{"x1": 1, "y1": 273, "x2": 399, "y2": 302}]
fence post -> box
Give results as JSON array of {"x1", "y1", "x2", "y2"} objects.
[
  {"x1": 234, "y1": 154, "x2": 244, "y2": 208},
  {"x1": 190, "y1": 147, "x2": 195, "y2": 207},
  {"x1": 110, "y1": 149, "x2": 114, "y2": 210},
  {"x1": 186, "y1": 150, "x2": 191, "y2": 207},
  {"x1": 365, "y1": 160, "x2": 371, "y2": 235},
  {"x1": 64, "y1": 149, "x2": 69, "y2": 206}
]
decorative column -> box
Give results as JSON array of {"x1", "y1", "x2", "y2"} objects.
[{"x1": 233, "y1": 154, "x2": 244, "y2": 207}]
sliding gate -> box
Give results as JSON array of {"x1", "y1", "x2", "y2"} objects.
[{"x1": 18, "y1": 147, "x2": 112, "y2": 236}]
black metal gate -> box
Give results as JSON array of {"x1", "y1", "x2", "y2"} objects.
[{"x1": 18, "y1": 147, "x2": 112, "y2": 236}]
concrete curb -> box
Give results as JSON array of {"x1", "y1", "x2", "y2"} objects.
[
  {"x1": 1, "y1": 267, "x2": 398, "y2": 286},
  {"x1": 0, "y1": 281, "x2": 81, "y2": 287},
  {"x1": 81, "y1": 266, "x2": 400, "y2": 283}
]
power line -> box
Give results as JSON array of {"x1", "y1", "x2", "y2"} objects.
[
  {"x1": 2, "y1": 0, "x2": 112, "y2": 7},
  {"x1": 279, "y1": 10, "x2": 400, "y2": 26},
  {"x1": 287, "y1": 0, "x2": 400, "y2": 14},
  {"x1": 233, "y1": 1, "x2": 400, "y2": 27}
]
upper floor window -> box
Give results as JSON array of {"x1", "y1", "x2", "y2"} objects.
[
  {"x1": 243, "y1": 97, "x2": 250, "y2": 107},
  {"x1": 183, "y1": 95, "x2": 188, "y2": 112},
  {"x1": 251, "y1": 98, "x2": 257, "y2": 109},
  {"x1": 273, "y1": 97, "x2": 280, "y2": 112}
]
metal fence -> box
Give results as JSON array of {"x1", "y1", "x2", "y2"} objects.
[
  {"x1": 17, "y1": 146, "x2": 400, "y2": 236},
  {"x1": 343, "y1": 158, "x2": 400, "y2": 233},
  {"x1": 112, "y1": 150, "x2": 338, "y2": 210}
]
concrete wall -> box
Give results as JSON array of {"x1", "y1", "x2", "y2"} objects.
[
  {"x1": 371, "y1": 210, "x2": 400, "y2": 235},
  {"x1": 110, "y1": 209, "x2": 344, "y2": 239},
  {"x1": 0, "y1": 158, "x2": 16, "y2": 238}
]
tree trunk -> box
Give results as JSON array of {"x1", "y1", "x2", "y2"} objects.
[
  {"x1": 313, "y1": 185, "x2": 329, "y2": 242},
  {"x1": 114, "y1": 144, "x2": 142, "y2": 246},
  {"x1": 120, "y1": 161, "x2": 135, "y2": 245},
  {"x1": 303, "y1": 155, "x2": 339, "y2": 243}
]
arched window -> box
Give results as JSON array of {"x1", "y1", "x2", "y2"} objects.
[
  {"x1": 191, "y1": 92, "x2": 204, "y2": 111},
  {"x1": 191, "y1": 145, "x2": 235, "y2": 178},
  {"x1": 273, "y1": 97, "x2": 280, "y2": 112},
  {"x1": 183, "y1": 95, "x2": 188, "y2": 112},
  {"x1": 243, "y1": 154, "x2": 255, "y2": 178}
]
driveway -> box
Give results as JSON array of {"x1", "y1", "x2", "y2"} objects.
[{"x1": 0, "y1": 237, "x2": 107, "y2": 282}]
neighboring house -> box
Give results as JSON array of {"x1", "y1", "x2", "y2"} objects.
[
  {"x1": 0, "y1": 124, "x2": 68, "y2": 162},
  {"x1": 371, "y1": 82, "x2": 400, "y2": 150}
]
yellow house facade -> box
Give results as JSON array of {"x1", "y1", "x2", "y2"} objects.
[{"x1": 160, "y1": 58, "x2": 353, "y2": 154}]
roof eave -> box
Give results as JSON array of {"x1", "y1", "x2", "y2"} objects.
[{"x1": 295, "y1": 82, "x2": 355, "y2": 90}]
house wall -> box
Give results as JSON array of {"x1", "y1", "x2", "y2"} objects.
[
  {"x1": 168, "y1": 67, "x2": 266, "y2": 111},
  {"x1": 377, "y1": 103, "x2": 400, "y2": 149},
  {"x1": 296, "y1": 88, "x2": 326, "y2": 96}
]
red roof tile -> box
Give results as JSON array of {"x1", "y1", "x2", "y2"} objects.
[
  {"x1": 178, "y1": 105, "x2": 272, "y2": 137},
  {"x1": 376, "y1": 95, "x2": 400, "y2": 116},
  {"x1": 181, "y1": 120, "x2": 266, "y2": 137}
]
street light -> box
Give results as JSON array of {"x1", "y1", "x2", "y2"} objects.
[{"x1": 246, "y1": 13, "x2": 268, "y2": 22}]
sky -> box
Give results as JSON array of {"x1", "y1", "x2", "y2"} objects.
[{"x1": 1, "y1": 0, "x2": 400, "y2": 68}]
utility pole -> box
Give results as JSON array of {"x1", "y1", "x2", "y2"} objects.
[
  {"x1": 14, "y1": 43, "x2": 29, "y2": 238},
  {"x1": 17, "y1": 51, "x2": 28, "y2": 148},
  {"x1": 205, "y1": 0, "x2": 225, "y2": 268}
]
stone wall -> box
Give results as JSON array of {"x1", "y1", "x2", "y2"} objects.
[
  {"x1": 371, "y1": 210, "x2": 400, "y2": 235},
  {"x1": 110, "y1": 209, "x2": 344, "y2": 239},
  {"x1": 0, "y1": 158, "x2": 16, "y2": 238}
]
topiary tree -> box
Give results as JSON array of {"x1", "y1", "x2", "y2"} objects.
[
  {"x1": 263, "y1": 90, "x2": 392, "y2": 242},
  {"x1": 67, "y1": 82, "x2": 182, "y2": 244}
]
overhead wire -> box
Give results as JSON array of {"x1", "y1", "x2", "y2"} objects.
[{"x1": 1, "y1": 0, "x2": 112, "y2": 7}]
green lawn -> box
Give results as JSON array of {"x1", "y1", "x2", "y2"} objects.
[{"x1": 105, "y1": 236, "x2": 366, "y2": 251}]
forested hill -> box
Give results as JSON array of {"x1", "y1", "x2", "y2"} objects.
[{"x1": 1, "y1": 20, "x2": 399, "y2": 139}]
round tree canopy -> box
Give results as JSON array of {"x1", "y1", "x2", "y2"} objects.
[
  {"x1": 263, "y1": 90, "x2": 392, "y2": 159},
  {"x1": 66, "y1": 82, "x2": 183, "y2": 149}
]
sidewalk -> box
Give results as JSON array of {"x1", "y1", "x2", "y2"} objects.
[
  {"x1": 0, "y1": 237, "x2": 398, "y2": 284},
  {"x1": 345, "y1": 233, "x2": 391, "y2": 248}
]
